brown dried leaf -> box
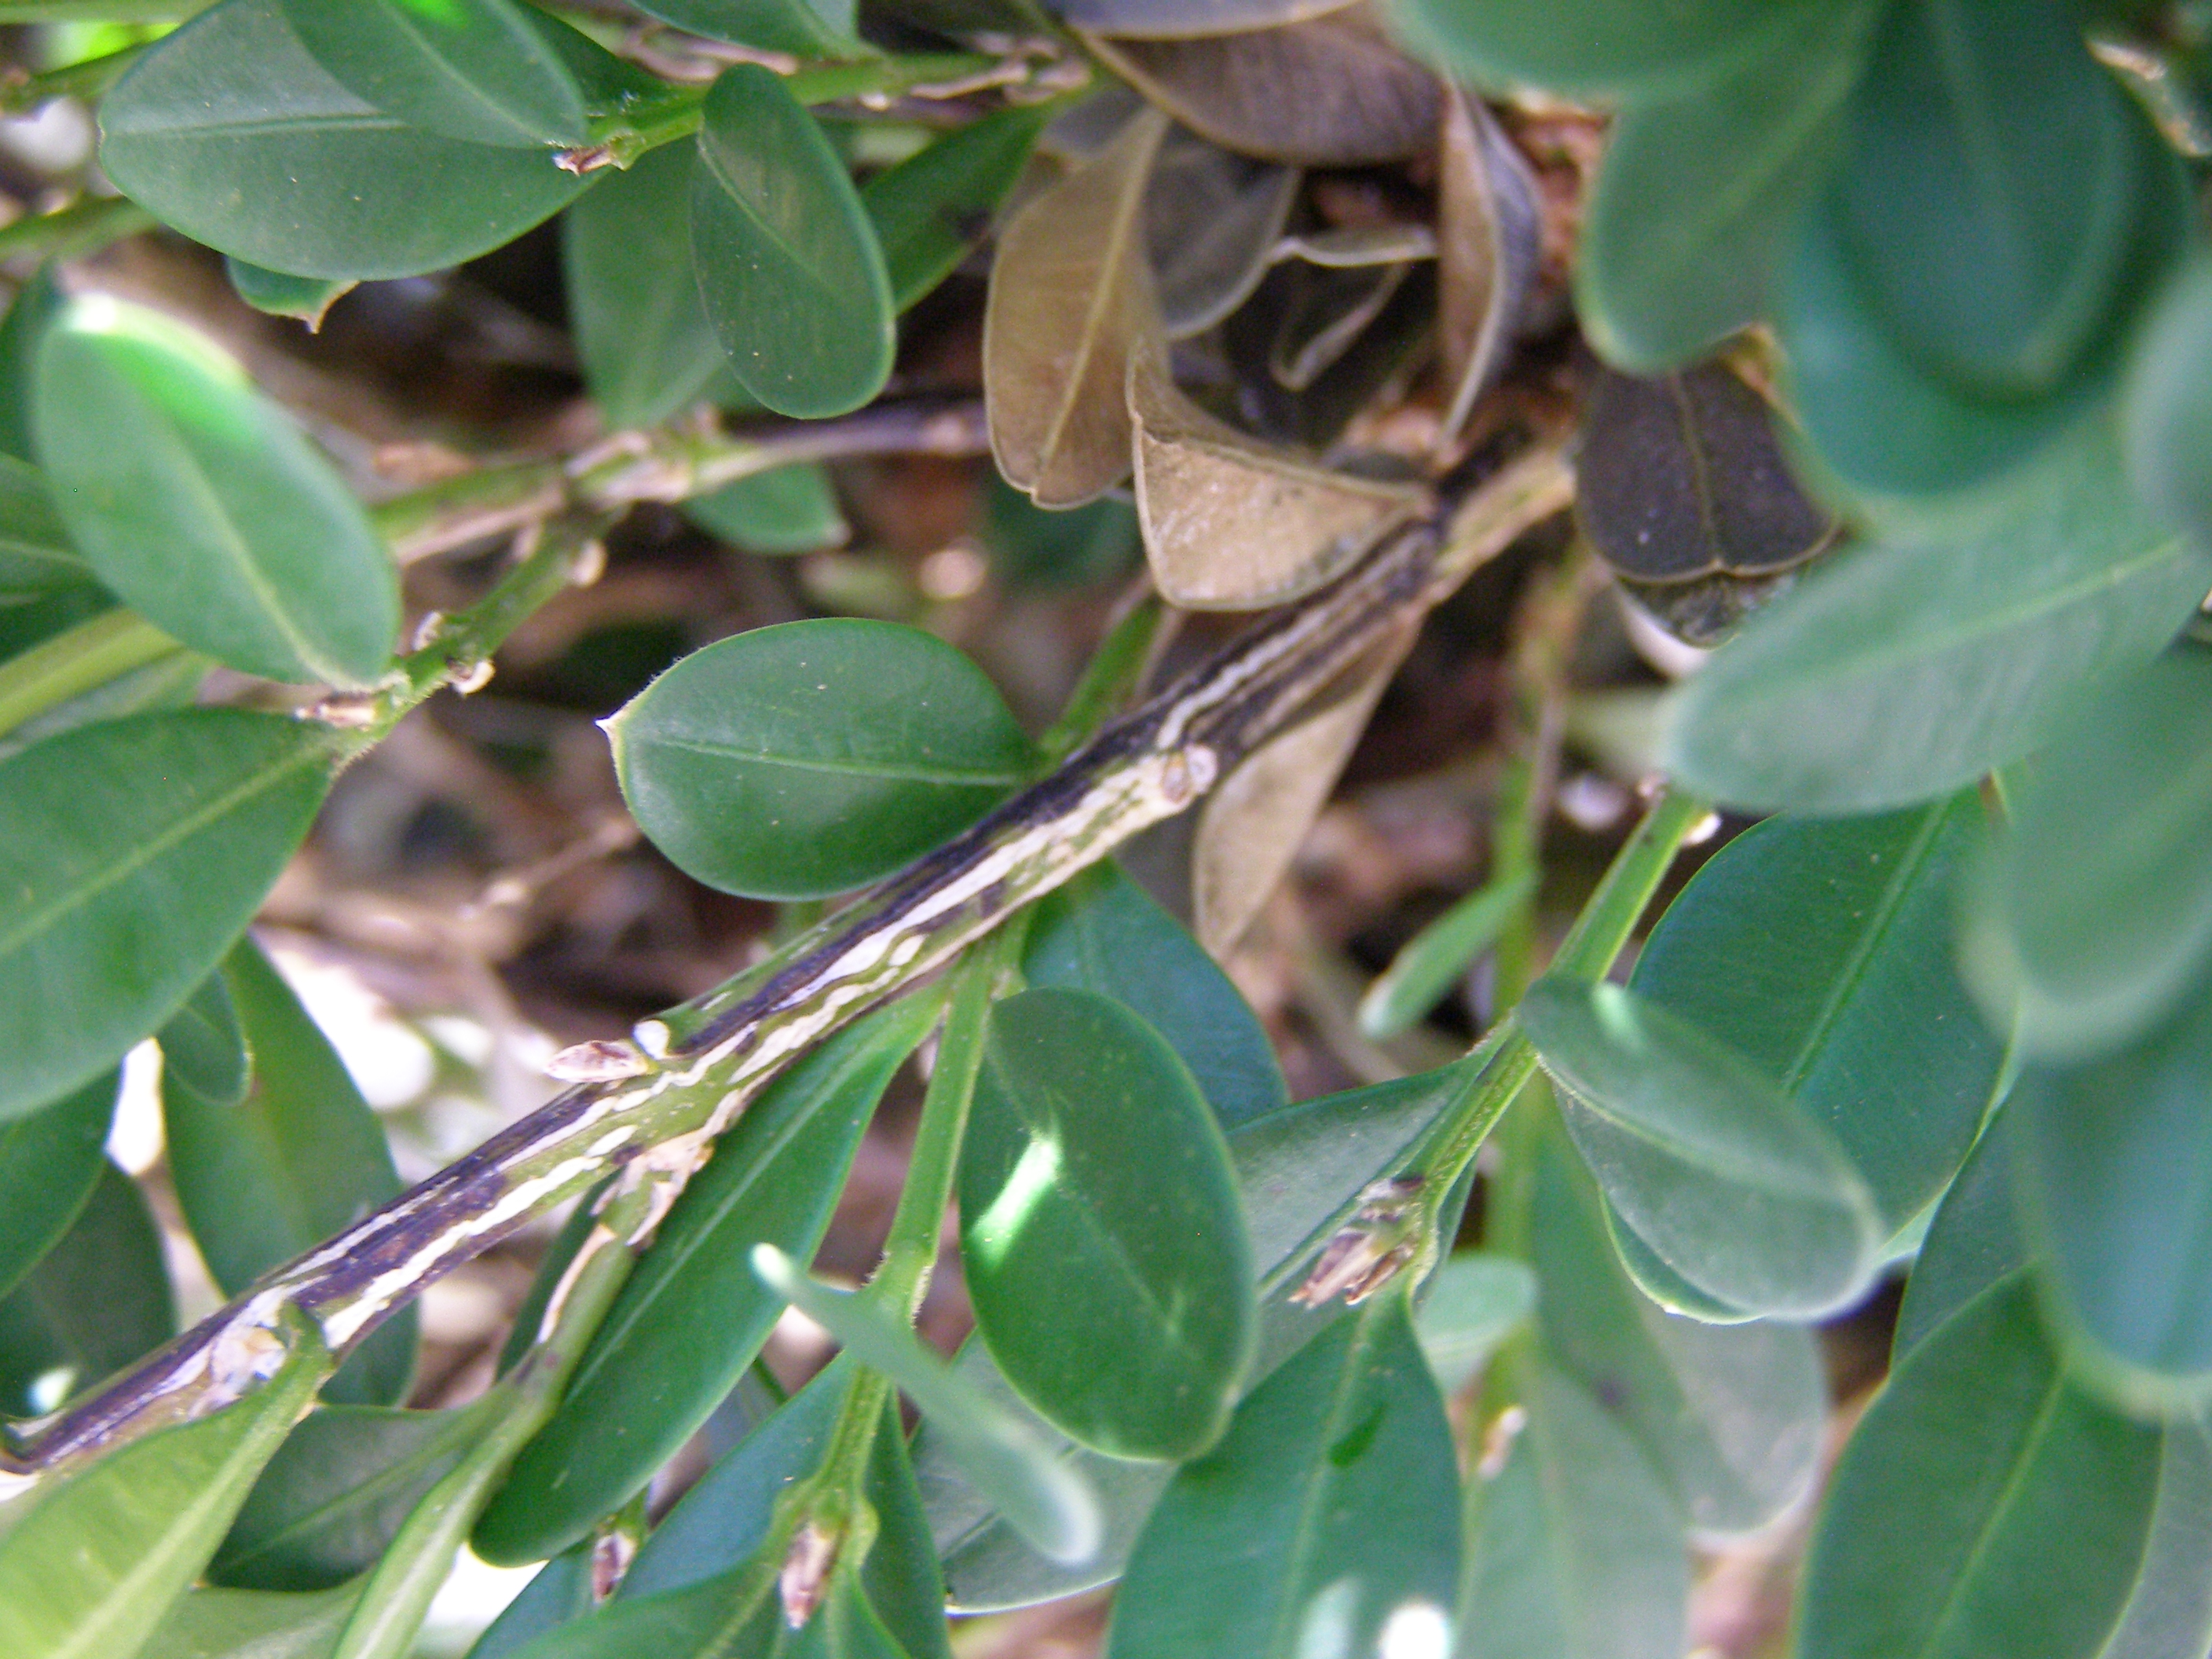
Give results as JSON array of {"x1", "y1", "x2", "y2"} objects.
[
  {"x1": 1269, "y1": 260, "x2": 1412, "y2": 391},
  {"x1": 1437, "y1": 87, "x2": 1542, "y2": 444},
  {"x1": 1084, "y1": 5, "x2": 1441, "y2": 167},
  {"x1": 985, "y1": 105, "x2": 1169, "y2": 507},
  {"x1": 1127, "y1": 337, "x2": 1424, "y2": 610},
  {"x1": 1148, "y1": 126, "x2": 1302, "y2": 340},
  {"x1": 1193, "y1": 622, "x2": 1415, "y2": 955},
  {"x1": 1275, "y1": 223, "x2": 1438, "y2": 269},
  {"x1": 1061, "y1": 0, "x2": 1364, "y2": 38}
]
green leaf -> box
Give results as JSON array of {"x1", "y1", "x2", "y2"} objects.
[
  {"x1": 609, "y1": 619, "x2": 1035, "y2": 900},
  {"x1": 224, "y1": 258, "x2": 357, "y2": 331},
  {"x1": 862, "y1": 103, "x2": 1050, "y2": 315},
  {"x1": 1456, "y1": 1361, "x2": 1688, "y2": 1659},
  {"x1": 0, "y1": 1160, "x2": 173, "y2": 1417},
  {"x1": 2012, "y1": 987, "x2": 2212, "y2": 1409},
  {"x1": 99, "y1": 0, "x2": 590, "y2": 280},
  {"x1": 631, "y1": 0, "x2": 865, "y2": 56},
  {"x1": 2099, "y1": 1421, "x2": 2212, "y2": 1659},
  {"x1": 1522, "y1": 978, "x2": 1884, "y2": 1319},
  {"x1": 2126, "y1": 252, "x2": 2212, "y2": 551},
  {"x1": 0, "y1": 1070, "x2": 116, "y2": 1304},
  {"x1": 474, "y1": 992, "x2": 939, "y2": 1565},
  {"x1": 0, "y1": 1313, "x2": 330, "y2": 1659},
  {"x1": 1975, "y1": 654, "x2": 2212, "y2": 1060},
  {"x1": 1105, "y1": 1294, "x2": 1459, "y2": 1659},
  {"x1": 1893, "y1": 1119, "x2": 2025, "y2": 1361},
  {"x1": 961, "y1": 987, "x2": 1253, "y2": 1460},
  {"x1": 0, "y1": 455, "x2": 87, "y2": 602},
  {"x1": 32, "y1": 295, "x2": 398, "y2": 687},
  {"x1": 143, "y1": 1582, "x2": 363, "y2": 1659},
  {"x1": 1799, "y1": 1275, "x2": 2163, "y2": 1659},
  {"x1": 685, "y1": 466, "x2": 848, "y2": 556},
  {"x1": 690, "y1": 64, "x2": 895, "y2": 420},
  {"x1": 1412, "y1": 1252, "x2": 1534, "y2": 1398},
  {"x1": 165, "y1": 936, "x2": 415, "y2": 1407},
  {"x1": 752, "y1": 1244, "x2": 1103, "y2": 1565},
  {"x1": 1574, "y1": 3, "x2": 1874, "y2": 372},
  {"x1": 1022, "y1": 862, "x2": 1286, "y2": 1130},
  {"x1": 0, "y1": 269, "x2": 63, "y2": 463},
  {"x1": 1832, "y1": 0, "x2": 2146, "y2": 400},
  {"x1": 211, "y1": 1404, "x2": 482, "y2": 1591},
  {"x1": 158, "y1": 969, "x2": 248, "y2": 1106},
  {"x1": 0, "y1": 708, "x2": 336, "y2": 1119},
  {"x1": 1393, "y1": 0, "x2": 1823, "y2": 97},
  {"x1": 1663, "y1": 431, "x2": 2212, "y2": 812},
  {"x1": 624, "y1": 1359, "x2": 953, "y2": 1659},
  {"x1": 468, "y1": 1542, "x2": 592, "y2": 1659},
  {"x1": 563, "y1": 144, "x2": 723, "y2": 430},
  {"x1": 1357, "y1": 864, "x2": 1536, "y2": 1040},
  {"x1": 1630, "y1": 793, "x2": 2001, "y2": 1235},
  {"x1": 279, "y1": 0, "x2": 586, "y2": 148},
  {"x1": 1529, "y1": 1137, "x2": 1824, "y2": 1539}
]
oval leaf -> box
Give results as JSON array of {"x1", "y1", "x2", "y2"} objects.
[
  {"x1": 1106, "y1": 1294, "x2": 1460, "y2": 1659},
  {"x1": 609, "y1": 619, "x2": 1035, "y2": 900},
  {"x1": 684, "y1": 465, "x2": 847, "y2": 555},
  {"x1": 1800, "y1": 1276, "x2": 2163, "y2": 1659},
  {"x1": 961, "y1": 987, "x2": 1253, "y2": 1460},
  {"x1": 100, "y1": 0, "x2": 589, "y2": 280},
  {"x1": 1395, "y1": 0, "x2": 1820, "y2": 97},
  {"x1": 0, "y1": 1314, "x2": 329, "y2": 1659},
  {"x1": 2126, "y1": 251, "x2": 2212, "y2": 551},
  {"x1": 0, "y1": 1070, "x2": 117, "y2": 1304},
  {"x1": 862, "y1": 102, "x2": 1051, "y2": 315},
  {"x1": 1630, "y1": 793, "x2": 2001, "y2": 1236},
  {"x1": 0, "y1": 454, "x2": 86, "y2": 602},
  {"x1": 143, "y1": 1582, "x2": 362, "y2": 1659},
  {"x1": 1145, "y1": 126, "x2": 1300, "y2": 342},
  {"x1": 33, "y1": 295, "x2": 398, "y2": 688},
  {"x1": 0, "y1": 708, "x2": 338, "y2": 1121},
  {"x1": 474, "y1": 992, "x2": 938, "y2": 1564},
  {"x1": 1437, "y1": 88, "x2": 1540, "y2": 440},
  {"x1": 279, "y1": 0, "x2": 587, "y2": 148},
  {"x1": 225, "y1": 258, "x2": 357, "y2": 331},
  {"x1": 690, "y1": 64, "x2": 895, "y2": 419},
  {"x1": 157, "y1": 969, "x2": 247, "y2": 1106},
  {"x1": 0, "y1": 1159, "x2": 173, "y2": 1417},
  {"x1": 1522, "y1": 977, "x2": 1884, "y2": 1318},
  {"x1": 984, "y1": 106, "x2": 1166, "y2": 507},
  {"x1": 1664, "y1": 430, "x2": 2212, "y2": 813},
  {"x1": 1892, "y1": 1118, "x2": 2025, "y2": 1361},
  {"x1": 1413, "y1": 1252, "x2": 1535, "y2": 1397}
]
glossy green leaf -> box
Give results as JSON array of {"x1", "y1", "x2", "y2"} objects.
[
  {"x1": 691, "y1": 64, "x2": 895, "y2": 419},
  {"x1": 1575, "y1": 3, "x2": 1873, "y2": 372},
  {"x1": 2012, "y1": 988, "x2": 2212, "y2": 1409},
  {"x1": 2099, "y1": 1421, "x2": 2212, "y2": 1659},
  {"x1": 1664, "y1": 432, "x2": 2212, "y2": 812},
  {"x1": 631, "y1": 0, "x2": 864, "y2": 55},
  {"x1": 1393, "y1": 0, "x2": 1822, "y2": 97},
  {"x1": 1976, "y1": 654, "x2": 2212, "y2": 1059},
  {"x1": 0, "y1": 1160, "x2": 173, "y2": 1417},
  {"x1": 0, "y1": 707, "x2": 337, "y2": 1119},
  {"x1": 961, "y1": 987, "x2": 1253, "y2": 1460},
  {"x1": 165, "y1": 936, "x2": 415, "y2": 1407},
  {"x1": 862, "y1": 103, "x2": 1050, "y2": 314},
  {"x1": 1800, "y1": 1275, "x2": 2162, "y2": 1659},
  {"x1": 469, "y1": 1542, "x2": 593, "y2": 1659},
  {"x1": 1893, "y1": 1120, "x2": 2025, "y2": 1361},
  {"x1": 609, "y1": 619, "x2": 1034, "y2": 900},
  {"x1": 2126, "y1": 252, "x2": 2212, "y2": 551},
  {"x1": 1833, "y1": 0, "x2": 2144, "y2": 399},
  {"x1": 1023, "y1": 862, "x2": 1286, "y2": 1130},
  {"x1": 1523, "y1": 978, "x2": 1884, "y2": 1318},
  {"x1": 475, "y1": 993, "x2": 938, "y2": 1564},
  {"x1": 0, "y1": 269, "x2": 63, "y2": 463},
  {"x1": 211, "y1": 1403, "x2": 482, "y2": 1591},
  {"x1": 224, "y1": 258, "x2": 356, "y2": 331},
  {"x1": 685, "y1": 465, "x2": 848, "y2": 555},
  {"x1": 563, "y1": 145, "x2": 722, "y2": 430},
  {"x1": 1106, "y1": 1294, "x2": 1459, "y2": 1659},
  {"x1": 280, "y1": 0, "x2": 586, "y2": 148},
  {"x1": 0, "y1": 455, "x2": 86, "y2": 602},
  {"x1": 0, "y1": 628, "x2": 208, "y2": 767},
  {"x1": 0, "y1": 1313, "x2": 328, "y2": 1659},
  {"x1": 1529, "y1": 1138, "x2": 1824, "y2": 1539},
  {"x1": 1631, "y1": 793, "x2": 2001, "y2": 1234},
  {"x1": 100, "y1": 0, "x2": 590, "y2": 280},
  {"x1": 1412, "y1": 1252, "x2": 1534, "y2": 1398},
  {"x1": 33, "y1": 295, "x2": 398, "y2": 687},
  {"x1": 753, "y1": 1244, "x2": 1103, "y2": 1566},
  {"x1": 0, "y1": 1071, "x2": 116, "y2": 1305},
  {"x1": 158, "y1": 969, "x2": 248, "y2": 1106},
  {"x1": 624, "y1": 1358, "x2": 952, "y2": 1659},
  {"x1": 1357, "y1": 864, "x2": 1536, "y2": 1040},
  {"x1": 145, "y1": 1582, "x2": 362, "y2": 1659},
  {"x1": 1456, "y1": 1361, "x2": 1688, "y2": 1659}
]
